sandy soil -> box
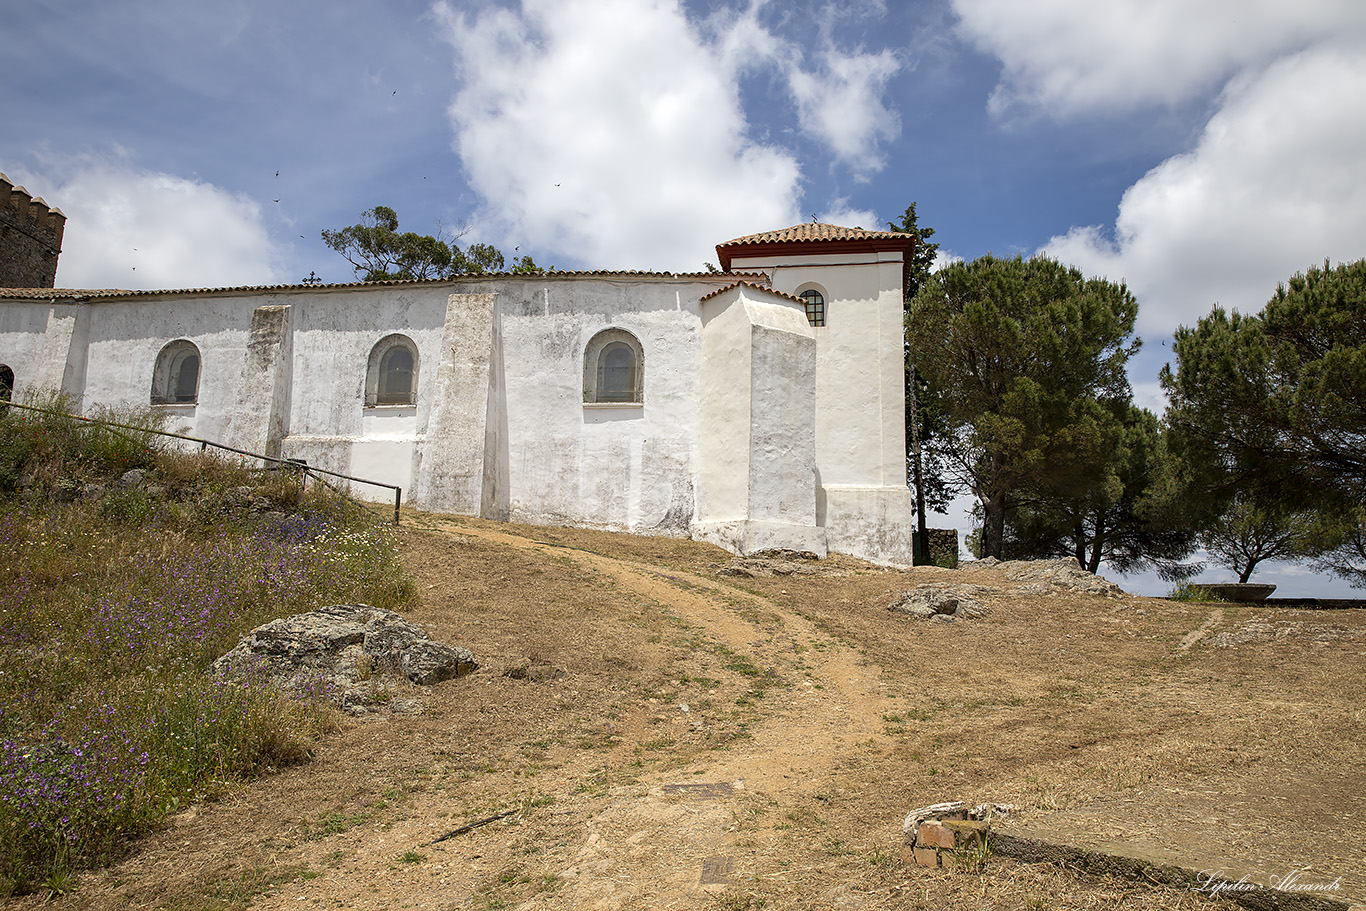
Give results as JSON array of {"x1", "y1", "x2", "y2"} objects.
[{"x1": 22, "y1": 514, "x2": 1366, "y2": 911}]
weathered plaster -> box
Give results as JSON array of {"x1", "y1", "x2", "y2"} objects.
[
  {"x1": 694, "y1": 285, "x2": 826, "y2": 555},
  {"x1": 1, "y1": 232, "x2": 916, "y2": 565},
  {"x1": 413, "y1": 292, "x2": 499, "y2": 514}
]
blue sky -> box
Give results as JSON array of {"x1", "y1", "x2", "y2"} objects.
[{"x1": 4, "y1": 0, "x2": 1365, "y2": 594}]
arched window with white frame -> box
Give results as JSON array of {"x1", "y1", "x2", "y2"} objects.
[
  {"x1": 366, "y1": 334, "x2": 419, "y2": 407},
  {"x1": 583, "y1": 328, "x2": 644, "y2": 404},
  {"x1": 151, "y1": 340, "x2": 201, "y2": 405}
]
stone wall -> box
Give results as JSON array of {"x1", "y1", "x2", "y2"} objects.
[
  {"x1": 0, "y1": 174, "x2": 65, "y2": 289},
  {"x1": 914, "y1": 527, "x2": 959, "y2": 568}
]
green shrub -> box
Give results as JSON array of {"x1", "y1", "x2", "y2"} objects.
[{"x1": 0, "y1": 421, "x2": 415, "y2": 894}]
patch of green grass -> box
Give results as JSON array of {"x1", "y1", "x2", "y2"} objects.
[
  {"x1": 0, "y1": 399, "x2": 418, "y2": 895},
  {"x1": 313, "y1": 810, "x2": 370, "y2": 838},
  {"x1": 1167, "y1": 584, "x2": 1229, "y2": 602}
]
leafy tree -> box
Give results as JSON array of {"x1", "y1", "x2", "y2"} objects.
[
  {"x1": 322, "y1": 207, "x2": 541, "y2": 281},
  {"x1": 1162, "y1": 259, "x2": 1366, "y2": 505},
  {"x1": 1312, "y1": 506, "x2": 1366, "y2": 588},
  {"x1": 906, "y1": 254, "x2": 1141, "y2": 559},
  {"x1": 1161, "y1": 258, "x2": 1366, "y2": 584},
  {"x1": 1197, "y1": 496, "x2": 1338, "y2": 583},
  {"x1": 889, "y1": 204, "x2": 950, "y2": 561},
  {"x1": 1004, "y1": 404, "x2": 1197, "y2": 574},
  {"x1": 889, "y1": 203, "x2": 939, "y2": 300}
]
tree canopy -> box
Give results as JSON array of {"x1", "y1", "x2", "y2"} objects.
[
  {"x1": 322, "y1": 206, "x2": 541, "y2": 282},
  {"x1": 1003, "y1": 402, "x2": 1197, "y2": 574},
  {"x1": 906, "y1": 254, "x2": 1141, "y2": 559},
  {"x1": 1162, "y1": 259, "x2": 1366, "y2": 503},
  {"x1": 890, "y1": 204, "x2": 950, "y2": 561},
  {"x1": 888, "y1": 203, "x2": 939, "y2": 301},
  {"x1": 1161, "y1": 258, "x2": 1366, "y2": 586}
]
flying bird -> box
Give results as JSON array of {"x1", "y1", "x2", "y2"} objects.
[{"x1": 275, "y1": 171, "x2": 279, "y2": 177}]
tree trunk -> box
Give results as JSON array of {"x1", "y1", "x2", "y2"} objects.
[
  {"x1": 908, "y1": 371, "x2": 929, "y2": 564},
  {"x1": 1072, "y1": 521, "x2": 1087, "y2": 570},
  {"x1": 1238, "y1": 560, "x2": 1256, "y2": 584},
  {"x1": 1086, "y1": 516, "x2": 1106, "y2": 574},
  {"x1": 981, "y1": 492, "x2": 1006, "y2": 559}
]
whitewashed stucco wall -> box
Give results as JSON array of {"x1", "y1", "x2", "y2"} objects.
[
  {"x1": 1, "y1": 254, "x2": 913, "y2": 564},
  {"x1": 694, "y1": 285, "x2": 825, "y2": 555},
  {"x1": 284, "y1": 286, "x2": 450, "y2": 496},
  {"x1": 0, "y1": 301, "x2": 75, "y2": 400},
  {"x1": 83, "y1": 295, "x2": 259, "y2": 442},
  {"x1": 468, "y1": 277, "x2": 712, "y2": 536},
  {"x1": 728, "y1": 251, "x2": 915, "y2": 564}
]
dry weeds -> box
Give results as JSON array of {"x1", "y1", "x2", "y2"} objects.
[{"x1": 15, "y1": 513, "x2": 1364, "y2": 911}]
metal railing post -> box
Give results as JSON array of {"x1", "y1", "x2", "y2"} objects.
[{"x1": 1, "y1": 400, "x2": 404, "y2": 524}]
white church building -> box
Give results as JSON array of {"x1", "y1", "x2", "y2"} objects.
[{"x1": 0, "y1": 223, "x2": 917, "y2": 564}]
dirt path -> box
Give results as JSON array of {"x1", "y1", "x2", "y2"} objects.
[
  {"x1": 244, "y1": 519, "x2": 899, "y2": 910},
  {"x1": 34, "y1": 517, "x2": 1365, "y2": 911}
]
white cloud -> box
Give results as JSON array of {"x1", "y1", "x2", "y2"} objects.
[
  {"x1": 435, "y1": 0, "x2": 800, "y2": 270},
  {"x1": 1130, "y1": 379, "x2": 1168, "y2": 416},
  {"x1": 433, "y1": 0, "x2": 901, "y2": 269},
  {"x1": 931, "y1": 249, "x2": 961, "y2": 272},
  {"x1": 1043, "y1": 41, "x2": 1366, "y2": 335},
  {"x1": 953, "y1": 0, "x2": 1366, "y2": 117},
  {"x1": 19, "y1": 159, "x2": 281, "y2": 291},
  {"x1": 786, "y1": 46, "x2": 901, "y2": 178},
  {"x1": 816, "y1": 200, "x2": 878, "y2": 230}
]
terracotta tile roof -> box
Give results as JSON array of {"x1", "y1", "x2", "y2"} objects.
[
  {"x1": 698, "y1": 280, "x2": 804, "y2": 306},
  {"x1": 0, "y1": 270, "x2": 769, "y2": 303},
  {"x1": 717, "y1": 222, "x2": 911, "y2": 248},
  {"x1": 0, "y1": 288, "x2": 136, "y2": 299}
]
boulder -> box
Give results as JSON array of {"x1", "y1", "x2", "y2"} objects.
[
  {"x1": 717, "y1": 557, "x2": 819, "y2": 578},
  {"x1": 888, "y1": 585, "x2": 991, "y2": 620},
  {"x1": 994, "y1": 559, "x2": 1124, "y2": 597},
  {"x1": 118, "y1": 468, "x2": 147, "y2": 490},
  {"x1": 213, "y1": 604, "x2": 476, "y2": 714}
]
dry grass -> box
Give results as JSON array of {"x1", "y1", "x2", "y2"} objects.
[
  {"x1": 11, "y1": 513, "x2": 1364, "y2": 910},
  {"x1": 0, "y1": 401, "x2": 417, "y2": 897}
]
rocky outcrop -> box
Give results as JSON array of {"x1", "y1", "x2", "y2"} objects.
[
  {"x1": 715, "y1": 549, "x2": 849, "y2": 577},
  {"x1": 990, "y1": 559, "x2": 1125, "y2": 597},
  {"x1": 212, "y1": 604, "x2": 477, "y2": 714},
  {"x1": 888, "y1": 584, "x2": 993, "y2": 621}
]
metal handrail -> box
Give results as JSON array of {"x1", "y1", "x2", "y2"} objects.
[{"x1": 0, "y1": 399, "x2": 403, "y2": 524}]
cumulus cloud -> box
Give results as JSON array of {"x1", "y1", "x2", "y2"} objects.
[
  {"x1": 953, "y1": 0, "x2": 1366, "y2": 117},
  {"x1": 1043, "y1": 42, "x2": 1366, "y2": 335},
  {"x1": 434, "y1": 0, "x2": 799, "y2": 270},
  {"x1": 18, "y1": 159, "x2": 282, "y2": 291},
  {"x1": 433, "y1": 0, "x2": 901, "y2": 269},
  {"x1": 816, "y1": 200, "x2": 879, "y2": 230},
  {"x1": 785, "y1": 46, "x2": 901, "y2": 178}
]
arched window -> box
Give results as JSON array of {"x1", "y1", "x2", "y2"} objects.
[
  {"x1": 151, "y1": 340, "x2": 201, "y2": 405},
  {"x1": 366, "y1": 334, "x2": 419, "y2": 407},
  {"x1": 799, "y1": 289, "x2": 825, "y2": 327},
  {"x1": 0, "y1": 365, "x2": 13, "y2": 402},
  {"x1": 583, "y1": 328, "x2": 643, "y2": 404}
]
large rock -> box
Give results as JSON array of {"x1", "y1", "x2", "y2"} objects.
[
  {"x1": 888, "y1": 584, "x2": 991, "y2": 620},
  {"x1": 213, "y1": 604, "x2": 477, "y2": 714},
  {"x1": 993, "y1": 559, "x2": 1124, "y2": 597}
]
